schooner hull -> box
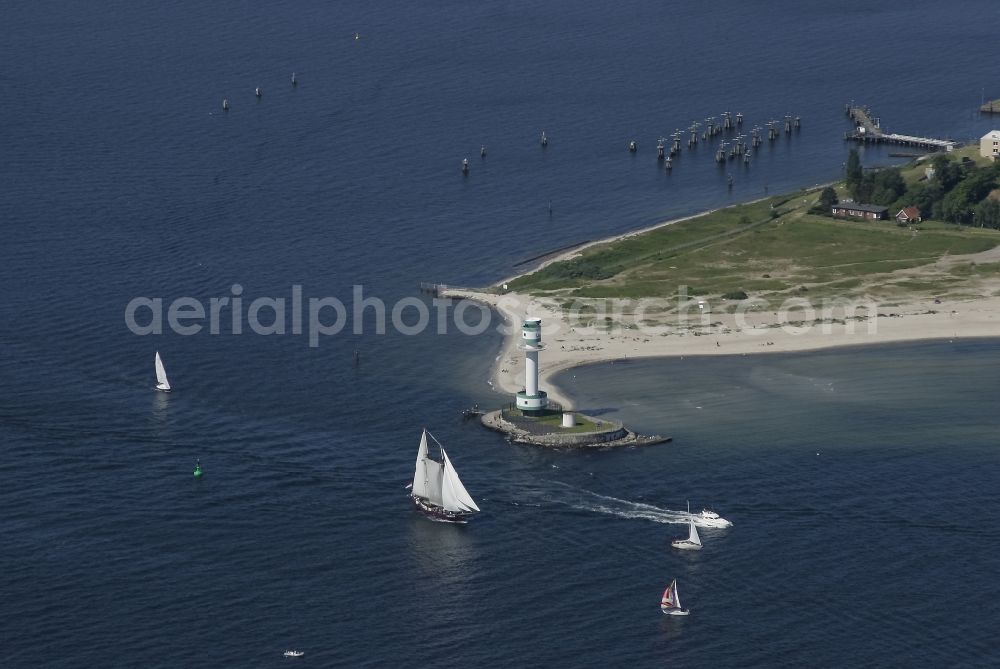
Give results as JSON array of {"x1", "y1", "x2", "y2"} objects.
[{"x1": 410, "y1": 495, "x2": 475, "y2": 524}]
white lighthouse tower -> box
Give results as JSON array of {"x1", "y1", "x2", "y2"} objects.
[{"x1": 516, "y1": 317, "x2": 548, "y2": 414}]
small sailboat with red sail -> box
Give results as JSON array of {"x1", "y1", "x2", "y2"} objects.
[{"x1": 660, "y1": 579, "x2": 690, "y2": 616}]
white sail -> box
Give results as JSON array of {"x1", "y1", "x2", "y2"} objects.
[
  {"x1": 439, "y1": 447, "x2": 480, "y2": 513},
  {"x1": 688, "y1": 520, "x2": 702, "y2": 546},
  {"x1": 672, "y1": 580, "x2": 682, "y2": 610},
  {"x1": 412, "y1": 430, "x2": 444, "y2": 505},
  {"x1": 422, "y1": 459, "x2": 444, "y2": 506},
  {"x1": 154, "y1": 351, "x2": 171, "y2": 390},
  {"x1": 411, "y1": 430, "x2": 430, "y2": 497}
]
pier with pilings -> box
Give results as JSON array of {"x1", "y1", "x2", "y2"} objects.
[
  {"x1": 438, "y1": 105, "x2": 802, "y2": 185},
  {"x1": 845, "y1": 104, "x2": 958, "y2": 152},
  {"x1": 419, "y1": 282, "x2": 447, "y2": 297}
]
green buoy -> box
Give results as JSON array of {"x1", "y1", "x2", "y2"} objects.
[{"x1": 193, "y1": 460, "x2": 203, "y2": 478}]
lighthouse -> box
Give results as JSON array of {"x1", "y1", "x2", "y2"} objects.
[{"x1": 516, "y1": 317, "x2": 548, "y2": 414}]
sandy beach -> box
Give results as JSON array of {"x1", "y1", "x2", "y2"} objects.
[{"x1": 442, "y1": 212, "x2": 1000, "y2": 408}]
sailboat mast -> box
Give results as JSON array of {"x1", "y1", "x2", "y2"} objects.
[
  {"x1": 427, "y1": 429, "x2": 445, "y2": 460},
  {"x1": 422, "y1": 429, "x2": 430, "y2": 495}
]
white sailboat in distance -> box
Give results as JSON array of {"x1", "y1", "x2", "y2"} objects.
[
  {"x1": 671, "y1": 518, "x2": 703, "y2": 551},
  {"x1": 154, "y1": 351, "x2": 171, "y2": 392},
  {"x1": 660, "y1": 579, "x2": 690, "y2": 616},
  {"x1": 410, "y1": 429, "x2": 480, "y2": 523}
]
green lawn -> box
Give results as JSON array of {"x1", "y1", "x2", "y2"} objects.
[
  {"x1": 503, "y1": 408, "x2": 611, "y2": 434},
  {"x1": 506, "y1": 180, "x2": 1000, "y2": 302}
]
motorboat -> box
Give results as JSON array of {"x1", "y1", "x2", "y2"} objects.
[{"x1": 692, "y1": 508, "x2": 733, "y2": 528}]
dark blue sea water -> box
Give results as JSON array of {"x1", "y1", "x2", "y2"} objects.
[{"x1": 2, "y1": 0, "x2": 1000, "y2": 666}]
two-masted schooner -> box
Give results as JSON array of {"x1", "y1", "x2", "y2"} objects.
[{"x1": 409, "y1": 429, "x2": 480, "y2": 523}]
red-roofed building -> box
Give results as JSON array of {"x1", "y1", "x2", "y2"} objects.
[{"x1": 895, "y1": 206, "x2": 922, "y2": 224}]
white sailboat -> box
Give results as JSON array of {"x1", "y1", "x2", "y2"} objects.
[
  {"x1": 410, "y1": 429, "x2": 480, "y2": 523},
  {"x1": 671, "y1": 518, "x2": 703, "y2": 550},
  {"x1": 660, "y1": 579, "x2": 690, "y2": 616},
  {"x1": 154, "y1": 351, "x2": 171, "y2": 392}
]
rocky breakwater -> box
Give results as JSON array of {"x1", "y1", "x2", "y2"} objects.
[{"x1": 480, "y1": 409, "x2": 671, "y2": 449}]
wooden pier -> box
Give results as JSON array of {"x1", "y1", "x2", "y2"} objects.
[
  {"x1": 419, "y1": 282, "x2": 447, "y2": 297},
  {"x1": 845, "y1": 104, "x2": 957, "y2": 152}
]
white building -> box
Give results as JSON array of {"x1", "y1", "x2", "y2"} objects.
[
  {"x1": 980, "y1": 130, "x2": 1000, "y2": 160},
  {"x1": 515, "y1": 317, "x2": 548, "y2": 414}
]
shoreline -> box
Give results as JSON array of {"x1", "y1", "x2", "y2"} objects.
[
  {"x1": 447, "y1": 286, "x2": 1000, "y2": 408},
  {"x1": 442, "y1": 203, "x2": 1000, "y2": 409},
  {"x1": 496, "y1": 203, "x2": 751, "y2": 287}
]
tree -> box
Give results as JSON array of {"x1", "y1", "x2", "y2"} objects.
[
  {"x1": 873, "y1": 168, "x2": 905, "y2": 200},
  {"x1": 964, "y1": 167, "x2": 998, "y2": 202},
  {"x1": 930, "y1": 154, "x2": 962, "y2": 191},
  {"x1": 930, "y1": 153, "x2": 950, "y2": 173},
  {"x1": 973, "y1": 198, "x2": 1000, "y2": 229},
  {"x1": 940, "y1": 189, "x2": 972, "y2": 224},
  {"x1": 940, "y1": 167, "x2": 998, "y2": 225},
  {"x1": 872, "y1": 187, "x2": 899, "y2": 206},
  {"x1": 818, "y1": 187, "x2": 838, "y2": 210},
  {"x1": 850, "y1": 167, "x2": 905, "y2": 205},
  {"x1": 909, "y1": 181, "x2": 943, "y2": 219},
  {"x1": 845, "y1": 149, "x2": 863, "y2": 192},
  {"x1": 853, "y1": 172, "x2": 875, "y2": 203}
]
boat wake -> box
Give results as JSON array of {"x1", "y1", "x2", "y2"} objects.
[{"x1": 546, "y1": 485, "x2": 730, "y2": 528}]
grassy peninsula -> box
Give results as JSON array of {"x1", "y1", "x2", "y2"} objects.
[
  {"x1": 443, "y1": 146, "x2": 1000, "y2": 409},
  {"x1": 507, "y1": 147, "x2": 1000, "y2": 307}
]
